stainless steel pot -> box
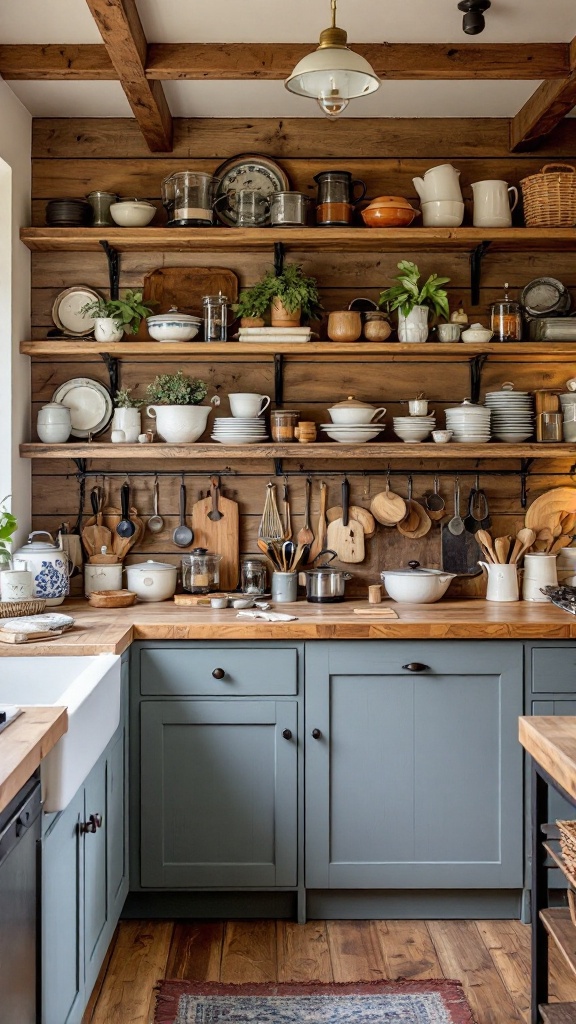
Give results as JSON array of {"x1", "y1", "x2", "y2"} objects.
[
  {"x1": 270, "y1": 191, "x2": 310, "y2": 226},
  {"x1": 301, "y1": 549, "x2": 352, "y2": 603}
]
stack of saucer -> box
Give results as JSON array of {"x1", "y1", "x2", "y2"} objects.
[
  {"x1": 445, "y1": 401, "x2": 491, "y2": 442},
  {"x1": 211, "y1": 417, "x2": 268, "y2": 445},
  {"x1": 484, "y1": 390, "x2": 534, "y2": 442},
  {"x1": 393, "y1": 415, "x2": 436, "y2": 442}
]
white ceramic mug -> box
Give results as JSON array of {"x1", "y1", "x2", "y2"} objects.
[
  {"x1": 471, "y1": 180, "x2": 519, "y2": 228},
  {"x1": 522, "y1": 552, "x2": 558, "y2": 602},
  {"x1": 408, "y1": 399, "x2": 428, "y2": 416},
  {"x1": 229, "y1": 393, "x2": 271, "y2": 418},
  {"x1": 479, "y1": 561, "x2": 519, "y2": 602},
  {"x1": 0, "y1": 569, "x2": 34, "y2": 601}
]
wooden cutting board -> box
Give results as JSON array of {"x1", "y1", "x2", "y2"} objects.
[
  {"x1": 142, "y1": 267, "x2": 239, "y2": 318},
  {"x1": 326, "y1": 505, "x2": 376, "y2": 538},
  {"x1": 326, "y1": 480, "x2": 365, "y2": 564},
  {"x1": 190, "y1": 479, "x2": 240, "y2": 590}
]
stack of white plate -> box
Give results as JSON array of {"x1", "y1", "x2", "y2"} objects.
[
  {"x1": 445, "y1": 401, "x2": 491, "y2": 442},
  {"x1": 211, "y1": 417, "x2": 268, "y2": 445},
  {"x1": 393, "y1": 416, "x2": 436, "y2": 442},
  {"x1": 484, "y1": 390, "x2": 534, "y2": 442},
  {"x1": 321, "y1": 423, "x2": 384, "y2": 443}
]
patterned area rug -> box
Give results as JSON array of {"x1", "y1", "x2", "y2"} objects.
[{"x1": 154, "y1": 981, "x2": 476, "y2": 1023}]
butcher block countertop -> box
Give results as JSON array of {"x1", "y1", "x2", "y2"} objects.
[
  {"x1": 519, "y1": 716, "x2": 576, "y2": 801},
  {"x1": 1, "y1": 598, "x2": 576, "y2": 655},
  {"x1": 0, "y1": 707, "x2": 67, "y2": 814}
]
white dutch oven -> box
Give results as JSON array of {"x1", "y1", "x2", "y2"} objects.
[
  {"x1": 12, "y1": 531, "x2": 71, "y2": 606},
  {"x1": 381, "y1": 560, "x2": 456, "y2": 604},
  {"x1": 124, "y1": 560, "x2": 177, "y2": 602}
]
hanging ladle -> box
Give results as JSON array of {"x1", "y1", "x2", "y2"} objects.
[
  {"x1": 173, "y1": 477, "x2": 194, "y2": 548},
  {"x1": 147, "y1": 476, "x2": 164, "y2": 534},
  {"x1": 116, "y1": 481, "x2": 136, "y2": 539}
]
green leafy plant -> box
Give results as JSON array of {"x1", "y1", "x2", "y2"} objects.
[
  {"x1": 80, "y1": 289, "x2": 156, "y2": 334},
  {"x1": 114, "y1": 385, "x2": 142, "y2": 409},
  {"x1": 233, "y1": 264, "x2": 323, "y2": 322},
  {"x1": 378, "y1": 261, "x2": 450, "y2": 319},
  {"x1": 0, "y1": 496, "x2": 17, "y2": 561},
  {"x1": 145, "y1": 371, "x2": 208, "y2": 406}
]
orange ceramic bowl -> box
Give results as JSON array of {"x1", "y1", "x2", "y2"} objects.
[{"x1": 361, "y1": 204, "x2": 419, "y2": 227}]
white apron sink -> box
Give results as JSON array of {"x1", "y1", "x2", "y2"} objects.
[{"x1": 0, "y1": 655, "x2": 121, "y2": 811}]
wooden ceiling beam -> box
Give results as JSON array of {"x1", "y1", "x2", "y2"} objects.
[
  {"x1": 510, "y1": 34, "x2": 576, "y2": 150},
  {"x1": 84, "y1": 0, "x2": 172, "y2": 152},
  {"x1": 0, "y1": 41, "x2": 569, "y2": 82}
]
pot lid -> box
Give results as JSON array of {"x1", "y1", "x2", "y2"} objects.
[
  {"x1": 147, "y1": 306, "x2": 202, "y2": 324},
  {"x1": 382, "y1": 560, "x2": 455, "y2": 577},
  {"x1": 16, "y1": 531, "x2": 58, "y2": 552},
  {"x1": 365, "y1": 195, "x2": 416, "y2": 210},
  {"x1": 328, "y1": 395, "x2": 376, "y2": 410},
  {"x1": 127, "y1": 559, "x2": 176, "y2": 572}
]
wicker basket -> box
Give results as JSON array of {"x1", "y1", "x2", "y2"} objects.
[
  {"x1": 0, "y1": 598, "x2": 46, "y2": 618},
  {"x1": 520, "y1": 163, "x2": 576, "y2": 227}
]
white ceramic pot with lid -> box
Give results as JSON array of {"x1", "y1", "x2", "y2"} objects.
[
  {"x1": 146, "y1": 306, "x2": 203, "y2": 342},
  {"x1": 12, "y1": 531, "x2": 71, "y2": 605},
  {"x1": 124, "y1": 560, "x2": 177, "y2": 602},
  {"x1": 380, "y1": 560, "x2": 456, "y2": 603},
  {"x1": 327, "y1": 396, "x2": 386, "y2": 425},
  {"x1": 37, "y1": 402, "x2": 72, "y2": 443}
]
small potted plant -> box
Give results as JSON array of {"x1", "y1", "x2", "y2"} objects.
[
  {"x1": 233, "y1": 263, "x2": 322, "y2": 328},
  {"x1": 80, "y1": 289, "x2": 156, "y2": 342},
  {"x1": 378, "y1": 261, "x2": 450, "y2": 343},
  {"x1": 0, "y1": 496, "x2": 17, "y2": 571},
  {"x1": 112, "y1": 386, "x2": 143, "y2": 443},
  {"x1": 145, "y1": 370, "x2": 220, "y2": 443}
]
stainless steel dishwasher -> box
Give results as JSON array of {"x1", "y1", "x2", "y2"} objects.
[{"x1": 0, "y1": 773, "x2": 41, "y2": 1024}]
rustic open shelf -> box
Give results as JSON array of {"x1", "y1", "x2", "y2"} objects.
[
  {"x1": 19, "y1": 442, "x2": 576, "y2": 461},
  {"x1": 541, "y1": 909, "x2": 576, "y2": 981},
  {"x1": 19, "y1": 226, "x2": 576, "y2": 254}
]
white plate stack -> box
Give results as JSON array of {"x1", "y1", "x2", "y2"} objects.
[
  {"x1": 392, "y1": 416, "x2": 436, "y2": 442},
  {"x1": 211, "y1": 417, "x2": 268, "y2": 445},
  {"x1": 484, "y1": 390, "x2": 534, "y2": 442},
  {"x1": 445, "y1": 400, "x2": 491, "y2": 442}
]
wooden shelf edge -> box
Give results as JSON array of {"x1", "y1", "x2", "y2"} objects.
[
  {"x1": 541, "y1": 908, "x2": 576, "y2": 981},
  {"x1": 19, "y1": 442, "x2": 576, "y2": 460}
]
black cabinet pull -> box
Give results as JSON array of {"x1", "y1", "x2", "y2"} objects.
[
  {"x1": 402, "y1": 662, "x2": 430, "y2": 672},
  {"x1": 80, "y1": 814, "x2": 99, "y2": 835},
  {"x1": 312, "y1": 728, "x2": 322, "y2": 739},
  {"x1": 282, "y1": 729, "x2": 293, "y2": 740},
  {"x1": 212, "y1": 667, "x2": 225, "y2": 679},
  {"x1": 94, "y1": 814, "x2": 103, "y2": 829}
]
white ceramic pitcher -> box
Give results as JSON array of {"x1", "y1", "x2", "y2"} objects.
[
  {"x1": 412, "y1": 164, "x2": 463, "y2": 203},
  {"x1": 471, "y1": 180, "x2": 519, "y2": 228},
  {"x1": 479, "y1": 561, "x2": 519, "y2": 602}
]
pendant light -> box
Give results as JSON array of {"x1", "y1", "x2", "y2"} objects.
[{"x1": 284, "y1": 0, "x2": 380, "y2": 118}]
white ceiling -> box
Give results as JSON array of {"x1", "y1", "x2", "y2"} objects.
[{"x1": 1, "y1": 0, "x2": 576, "y2": 118}]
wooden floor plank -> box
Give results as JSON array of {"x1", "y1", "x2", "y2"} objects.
[
  {"x1": 82, "y1": 925, "x2": 120, "y2": 1022},
  {"x1": 220, "y1": 920, "x2": 277, "y2": 983},
  {"x1": 476, "y1": 919, "x2": 532, "y2": 1021},
  {"x1": 88, "y1": 920, "x2": 173, "y2": 1024},
  {"x1": 326, "y1": 920, "x2": 388, "y2": 982},
  {"x1": 428, "y1": 920, "x2": 525, "y2": 1024},
  {"x1": 165, "y1": 921, "x2": 224, "y2": 982},
  {"x1": 373, "y1": 920, "x2": 445, "y2": 981},
  {"x1": 276, "y1": 921, "x2": 333, "y2": 982}
]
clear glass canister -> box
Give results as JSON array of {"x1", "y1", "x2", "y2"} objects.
[
  {"x1": 181, "y1": 548, "x2": 222, "y2": 593},
  {"x1": 203, "y1": 293, "x2": 229, "y2": 342},
  {"x1": 241, "y1": 558, "x2": 268, "y2": 595},
  {"x1": 490, "y1": 282, "x2": 522, "y2": 342},
  {"x1": 271, "y1": 410, "x2": 300, "y2": 441}
]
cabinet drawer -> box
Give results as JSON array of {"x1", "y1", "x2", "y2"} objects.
[
  {"x1": 532, "y1": 648, "x2": 576, "y2": 693},
  {"x1": 140, "y1": 646, "x2": 298, "y2": 696}
]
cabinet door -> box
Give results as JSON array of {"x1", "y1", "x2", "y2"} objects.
[
  {"x1": 83, "y1": 755, "x2": 108, "y2": 998},
  {"x1": 306, "y1": 641, "x2": 523, "y2": 890},
  {"x1": 140, "y1": 700, "x2": 297, "y2": 888},
  {"x1": 41, "y1": 788, "x2": 84, "y2": 1024}
]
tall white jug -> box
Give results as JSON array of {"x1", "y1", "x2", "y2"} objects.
[
  {"x1": 412, "y1": 164, "x2": 462, "y2": 203},
  {"x1": 472, "y1": 180, "x2": 519, "y2": 227}
]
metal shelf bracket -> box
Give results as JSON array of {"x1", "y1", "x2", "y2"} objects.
[
  {"x1": 100, "y1": 353, "x2": 119, "y2": 395},
  {"x1": 520, "y1": 458, "x2": 534, "y2": 509},
  {"x1": 99, "y1": 240, "x2": 120, "y2": 299},
  {"x1": 469, "y1": 240, "x2": 491, "y2": 306},
  {"x1": 469, "y1": 352, "x2": 489, "y2": 404},
  {"x1": 274, "y1": 241, "x2": 285, "y2": 277},
  {"x1": 274, "y1": 352, "x2": 284, "y2": 406}
]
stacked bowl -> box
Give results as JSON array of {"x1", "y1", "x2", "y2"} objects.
[
  {"x1": 211, "y1": 417, "x2": 268, "y2": 445},
  {"x1": 393, "y1": 415, "x2": 436, "y2": 442},
  {"x1": 322, "y1": 423, "x2": 384, "y2": 443},
  {"x1": 322, "y1": 395, "x2": 386, "y2": 443},
  {"x1": 484, "y1": 389, "x2": 534, "y2": 442},
  {"x1": 445, "y1": 400, "x2": 491, "y2": 442}
]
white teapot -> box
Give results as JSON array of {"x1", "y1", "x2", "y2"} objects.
[
  {"x1": 12, "y1": 531, "x2": 71, "y2": 606},
  {"x1": 412, "y1": 164, "x2": 463, "y2": 203}
]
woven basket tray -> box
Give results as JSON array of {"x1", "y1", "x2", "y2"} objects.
[
  {"x1": 0, "y1": 598, "x2": 46, "y2": 618},
  {"x1": 521, "y1": 163, "x2": 576, "y2": 227}
]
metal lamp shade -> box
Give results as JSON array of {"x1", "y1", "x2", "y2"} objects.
[{"x1": 285, "y1": 46, "x2": 380, "y2": 103}]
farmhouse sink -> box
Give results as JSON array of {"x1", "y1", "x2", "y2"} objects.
[{"x1": 0, "y1": 655, "x2": 121, "y2": 811}]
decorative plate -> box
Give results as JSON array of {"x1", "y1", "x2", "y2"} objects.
[
  {"x1": 52, "y1": 378, "x2": 113, "y2": 438},
  {"x1": 52, "y1": 286, "x2": 102, "y2": 337},
  {"x1": 214, "y1": 154, "x2": 290, "y2": 226}
]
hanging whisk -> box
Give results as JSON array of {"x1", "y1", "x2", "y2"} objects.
[{"x1": 258, "y1": 481, "x2": 284, "y2": 543}]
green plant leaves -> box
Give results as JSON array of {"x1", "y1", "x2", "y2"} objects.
[
  {"x1": 233, "y1": 263, "x2": 322, "y2": 322},
  {"x1": 378, "y1": 261, "x2": 451, "y2": 320},
  {"x1": 0, "y1": 496, "x2": 17, "y2": 555},
  {"x1": 145, "y1": 371, "x2": 208, "y2": 406}
]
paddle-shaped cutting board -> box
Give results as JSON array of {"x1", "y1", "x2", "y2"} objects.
[
  {"x1": 142, "y1": 267, "x2": 239, "y2": 318},
  {"x1": 326, "y1": 479, "x2": 365, "y2": 564},
  {"x1": 191, "y1": 480, "x2": 240, "y2": 590}
]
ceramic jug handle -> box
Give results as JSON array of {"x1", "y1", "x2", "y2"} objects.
[
  {"x1": 146, "y1": 406, "x2": 157, "y2": 420},
  {"x1": 371, "y1": 408, "x2": 386, "y2": 422},
  {"x1": 351, "y1": 179, "x2": 367, "y2": 204},
  {"x1": 508, "y1": 186, "x2": 519, "y2": 213}
]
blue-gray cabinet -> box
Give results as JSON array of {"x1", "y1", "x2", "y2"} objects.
[
  {"x1": 305, "y1": 640, "x2": 524, "y2": 890},
  {"x1": 41, "y1": 667, "x2": 128, "y2": 1024}
]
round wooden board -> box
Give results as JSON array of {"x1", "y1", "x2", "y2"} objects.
[
  {"x1": 397, "y1": 501, "x2": 432, "y2": 539},
  {"x1": 525, "y1": 487, "x2": 576, "y2": 531},
  {"x1": 371, "y1": 489, "x2": 406, "y2": 526}
]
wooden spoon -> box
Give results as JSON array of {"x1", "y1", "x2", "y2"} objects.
[
  {"x1": 308, "y1": 481, "x2": 327, "y2": 562},
  {"x1": 297, "y1": 476, "x2": 314, "y2": 548},
  {"x1": 509, "y1": 527, "x2": 536, "y2": 564},
  {"x1": 550, "y1": 534, "x2": 573, "y2": 555},
  {"x1": 476, "y1": 529, "x2": 497, "y2": 564},
  {"x1": 494, "y1": 535, "x2": 511, "y2": 564}
]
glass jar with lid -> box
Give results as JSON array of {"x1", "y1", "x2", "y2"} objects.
[
  {"x1": 181, "y1": 548, "x2": 222, "y2": 594},
  {"x1": 203, "y1": 293, "x2": 229, "y2": 342},
  {"x1": 490, "y1": 282, "x2": 522, "y2": 342},
  {"x1": 240, "y1": 558, "x2": 268, "y2": 595}
]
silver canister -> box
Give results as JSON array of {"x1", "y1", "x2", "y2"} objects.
[
  {"x1": 270, "y1": 192, "x2": 310, "y2": 227},
  {"x1": 87, "y1": 191, "x2": 119, "y2": 227}
]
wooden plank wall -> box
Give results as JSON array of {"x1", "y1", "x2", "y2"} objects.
[{"x1": 29, "y1": 117, "x2": 576, "y2": 596}]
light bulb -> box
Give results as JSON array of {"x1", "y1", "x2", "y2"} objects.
[{"x1": 317, "y1": 92, "x2": 349, "y2": 117}]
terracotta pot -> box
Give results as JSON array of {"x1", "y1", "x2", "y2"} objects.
[
  {"x1": 327, "y1": 310, "x2": 362, "y2": 342},
  {"x1": 363, "y1": 313, "x2": 392, "y2": 341},
  {"x1": 271, "y1": 298, "x2": 301, "y2": 328},
  {"x1": 240, "y1": 316, "x2": 265, "y2": 328}
]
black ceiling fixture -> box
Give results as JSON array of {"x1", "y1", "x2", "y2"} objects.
[{"x1": 457, "y1": 0, "x2": 491, "y2": 35}]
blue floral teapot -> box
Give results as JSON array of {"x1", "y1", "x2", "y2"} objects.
[{"x1": 12, "y1": 531, "x2": 71, "y2": 606}]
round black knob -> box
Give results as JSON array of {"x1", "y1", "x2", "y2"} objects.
[
  {"x1": 212, "y1": 667, "x2": 225, "y2": 679},
  {"x1": 282, "y1": 729, "x2": 292, "y2": 740},
  {"x1": 312, "y1": 728, "x2": 322, "y2": 739},
  {"x1": 94, "y1": 814, "x2": 103, "y2": 829},
  {"x1": 80, "y1": 814, "x2": 98, "y2": 835},
  {"x1": 402, "y1": 662, "x2": 430, "y2": 672}
]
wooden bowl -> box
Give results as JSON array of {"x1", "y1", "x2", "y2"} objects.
[
  {"x1": 88, "y1": 589, "x2": 137, "y2": 608},
  {"x1": 361, "y1": 205, "x2": 419, "y2": 228}
]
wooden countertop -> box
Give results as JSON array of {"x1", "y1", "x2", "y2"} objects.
[
  {"x1": 1, "y1": 598, "x2": 575, "y2": 655},
  {"x1": 0, "y1": 707, "x2": 67, "y2": 814},
  {"x1": 519, "y1": 717, "x2": 576, "y2": 802}
]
